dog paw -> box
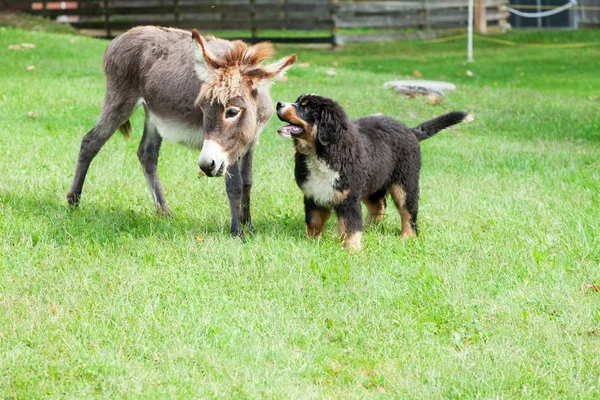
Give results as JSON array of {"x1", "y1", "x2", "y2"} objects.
[{"x1": 342, "y1": 231, "x2": 362, "y2": 252}]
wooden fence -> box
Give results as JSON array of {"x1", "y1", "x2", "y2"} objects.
[
  {"x1": 3, "y1": 0, "x2": 509, "y2": 44},
  {"x1": 336, "y1": 0, "x2": 509, "y2": 44},
  {"x1": 578, "y1": 0, "x2": 600, "y2": 27}
]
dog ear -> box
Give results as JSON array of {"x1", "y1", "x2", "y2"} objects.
[{"x1": 316, "y1": 105, "x2": 349, "y2": 146}]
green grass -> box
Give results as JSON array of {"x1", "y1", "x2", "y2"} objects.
[{"x1": 1, "y1": 25, "x2": 600, "y2": 398}]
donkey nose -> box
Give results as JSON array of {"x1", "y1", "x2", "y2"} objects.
[
  {"x1": 199, "y1": 139, "x2": 228, "y2": 177},
  {"x1": 276, "y1": 101, "x2": 285, "y2": 110},
  {"x1": 199, "y1": 160, "x2": 220, "y2": 177},
  {"x1": 199, "y1": 157, "x2": 222, "y2": 177}
]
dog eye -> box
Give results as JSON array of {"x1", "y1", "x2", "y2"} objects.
[{"x1": 225, "y1": 107, "x2": 241, "y2": 119}]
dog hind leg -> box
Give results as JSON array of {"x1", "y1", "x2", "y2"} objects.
[
  {"x1": 363, "y1": 189, "x2": 387, "y2": 226},
  {"x1": 390, "y1": 184, "x2": 418, "y2": 238}
]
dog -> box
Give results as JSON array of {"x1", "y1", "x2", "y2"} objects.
[{"x1": 276, "y1": 94, "x2": 470, "y2": 251}]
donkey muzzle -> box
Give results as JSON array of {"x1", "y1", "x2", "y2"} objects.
[{"x1": 199, "y1": 139, "x2": 228, "y2": 177}]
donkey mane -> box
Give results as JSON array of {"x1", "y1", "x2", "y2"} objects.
[
  {"x1": 197, "y1": 39, "x2": 276, "y2": 106},
  {"x1": 223, "y1": 41, "x2": 276, "y2": 70}
]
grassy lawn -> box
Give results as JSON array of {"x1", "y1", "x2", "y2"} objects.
[{"x1": 1, "y1": 23, "x2": 600, "y2": 398}]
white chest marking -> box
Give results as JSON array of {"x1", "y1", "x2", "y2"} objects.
[
  {"x1": 148, "y1": 111, "x2": 204, "y2": 150},
  {"x1": 302, "y1": 156, "x2": 340, "y2": 206}
]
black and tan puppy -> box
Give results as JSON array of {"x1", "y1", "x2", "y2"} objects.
[{"x1": 276, "y1": 94, "x2": 470, "y2": 251}]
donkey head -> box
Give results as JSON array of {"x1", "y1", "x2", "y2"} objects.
[{"x1": 192, "y1": 29, "x2": 297, "y2": 177}]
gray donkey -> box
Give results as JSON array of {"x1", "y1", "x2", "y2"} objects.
[{"x1": 67, "y1": 26, "x2": 297, "y2": 236}]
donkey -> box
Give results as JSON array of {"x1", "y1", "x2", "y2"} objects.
[{"x1": 67, "y1": 26, "x2": 297, "y2": 236}]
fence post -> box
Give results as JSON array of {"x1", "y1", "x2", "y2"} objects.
[
  {"x1": 475, "y1": 0, "x2": 488, "y2": 33},
  {"x1": 103, "y1": 0, "x2": 111, "y2": 38},
  {"x1": 415, "y1": 0, "x2": 428, "y2": 30},
  {"x1": 330, "y1": 0, "x2": 339, "y2": 47},
  {"x1": 250, "y1": 0, "x2": 257, "y2": 43},
  {"x1": 174, "y1": 0, "x2": 180, "y2": 25}
]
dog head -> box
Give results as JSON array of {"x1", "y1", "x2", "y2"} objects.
[{"x1": 276, "y1": 94, "x2": 349, "y2": 152}]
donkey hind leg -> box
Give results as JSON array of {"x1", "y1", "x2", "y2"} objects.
[
  {"x1": 138, "y1": 119, "x2": 171, "y2": 216},
  {"x1": 67, "y1": 97, "x2": 138, "y2": 207}
]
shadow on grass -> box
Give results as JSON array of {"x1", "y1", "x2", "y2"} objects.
[
  {"x1": 1, "y1": 188, "x2": 417, "y2": 249},
  {"x1": 0, "y1": 190, "x2": 305, "y2": 246}
]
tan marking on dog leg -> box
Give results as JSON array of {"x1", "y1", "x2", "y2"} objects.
[
  {"x1": 399, "y1": 210, "x2": 416, "y2": 239},
  {"x1": 364, "y1": 197, "x2": 385, "y2": 225},
  {"x1": 389, "y1": 185, "x2": 406, "y2": 207},
  {"x1": 343, "y1": 231, "x2": 363, "y2": 252},
  {"x1": 390, "y1": 184, "x2": 416, "y2": 239},
  {"x1": 306, "y1": 208, "x2": 331, "y2": 238},
  {"x1": 337, "y1": 217, "x2": 348, "y2": 240}
]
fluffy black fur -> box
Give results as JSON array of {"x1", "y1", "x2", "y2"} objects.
[{"x1": 276, "y1": 94, "x2": 468, "y2": 250}]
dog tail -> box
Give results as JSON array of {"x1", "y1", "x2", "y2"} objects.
[{"x1": 412, "y1": 111, "x2": 471, "y2": 141}]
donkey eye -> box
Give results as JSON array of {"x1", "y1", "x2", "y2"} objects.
[{"x1": 225, "y1": 107, "x2": 241, "y2": 119}]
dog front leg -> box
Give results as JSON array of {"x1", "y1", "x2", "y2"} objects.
[
  {"x1": 225, "y1": 163, "x2": 243, "y2": 238},
  {"x1": 304, "y1": 197, "x2": 331, "y2": 238},
  {"x1": 335, "y1": 199, "x2": 364, "y2": 252}
]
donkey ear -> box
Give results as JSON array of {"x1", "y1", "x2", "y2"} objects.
[
  {"x1": 245, "y1": 54, "x2": 297, "y2": 86},
  {"x1": 192, "y1": 29, "x2": 221, "y2": 80},
  {"x1": 261, "y1": 54, "x2": 297, "y2": 78},
  {"x1": 317, "y1": 106, "x2": 348, "y2": 146}
]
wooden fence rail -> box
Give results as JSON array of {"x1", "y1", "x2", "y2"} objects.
[{"x1": 4, "y1": 0, "x2": 509, "y2": 44}]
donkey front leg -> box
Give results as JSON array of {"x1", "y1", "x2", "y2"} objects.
[
  {"x1": 240, "y1": 143, "x2": 256, "y2": 231},
  {"x1": 225, "y1": 163, "x2": 244, "y2": 237},
  {"x1": 137, "y1": 119, "x2": 171, "y2": 216}
]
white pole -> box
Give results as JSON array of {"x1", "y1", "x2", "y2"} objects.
[{"x1": 468, "y1": 0, "x2": 474, "y2": 63}]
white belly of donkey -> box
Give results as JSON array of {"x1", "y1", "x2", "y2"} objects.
[
  {"x1": 148, "y1": 112, "x2": 204, "y2": 150},
  {"x1": 301, "y1": 157, "x2": 341, "y2": 206}
]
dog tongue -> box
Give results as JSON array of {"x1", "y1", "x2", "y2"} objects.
[{"x1": 278, "y1": 125, "x2": 303, "y2": 136}]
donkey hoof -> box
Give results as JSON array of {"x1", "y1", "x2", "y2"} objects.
[
  {"x1": 243, "y1": 223, "x2": 256, "y2": 234},
  {"x1": 67, "y1": 191, "x2": 80, "y2": 207},
  {"x1": 230, "y1": 225, "x2": 245, "y2": 239},
  {"x1": 156, "y1": 205, "x2": 173, "y2": 218}
]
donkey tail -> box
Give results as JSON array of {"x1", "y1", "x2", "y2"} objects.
[
  {"x1": 412, "y1": 111, "x2": 472, "y2": 142},
  {"x1": 119, "y1": 120, "x2": 132, "y2": 140}
]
